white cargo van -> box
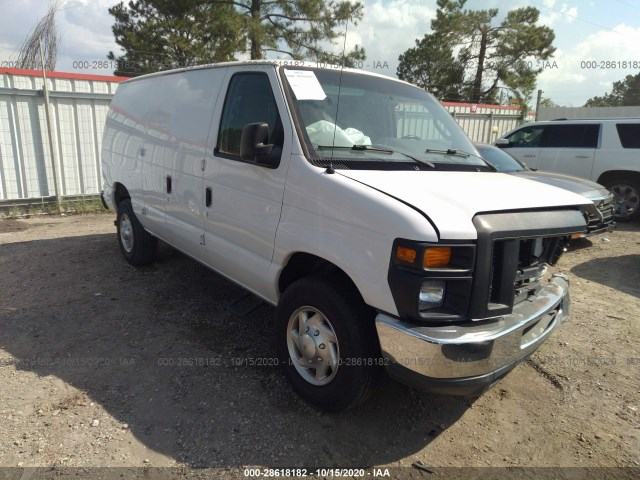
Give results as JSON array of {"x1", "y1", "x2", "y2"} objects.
[
  {"x1": 101, "y1": 61, "x2": 591, "y2": 411},
  {"x1": 496, "y1": 119, "x2": 640, "y2": 221}
]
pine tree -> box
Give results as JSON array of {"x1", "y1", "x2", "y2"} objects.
[
  {"x1": 107, "y1": 0, "x2": 365, "y2": 77},
  {"x1": 397, "y1": 33, "x2": 465, "y2": 101},
  {"x1": 398, "y1": 0, "x2": 555, "y2": 103},
  {"x1": 584, "y1": 73, "x2": 640, "y2": 107},
  {"x1": 107, "y1": 0, "x2": 243, "y2": 76}
]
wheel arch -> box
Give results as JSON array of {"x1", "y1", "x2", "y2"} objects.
[
  {"x1": 113, "y1": 182, "x2": 131, "y2": 207},
  {"x1": 597, "y1": 170, "x2": 640, "y2": 186},
  {"x1": 277, "y1": 252, "x2": 366, "y2": 305},
  {"x1": 597, "y1": 170, "x2": 640, "y2": 221}
]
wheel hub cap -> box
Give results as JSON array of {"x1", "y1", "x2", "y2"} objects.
[
  {"x1": 300, "y1": 334, "x2": 316, "y2": 360},
  {"x1": 286, "y1": 307, "x2": 339, "y2": 386},
  {"x1": 120, "y1": 214, "x2": 134, "y2": 253},
  {"x1": 611, "y1": 184, "x2": 639, "y2": 219}
]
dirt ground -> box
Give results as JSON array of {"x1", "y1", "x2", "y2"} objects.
[{"x1": 0, "y1": 213, "x2": 638, "y2": 478}]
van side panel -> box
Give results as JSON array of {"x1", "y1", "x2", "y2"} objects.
[
  {"x1": 102, "y1": 80, "x2": 154, "y2": 221},
  {"x1": 145, "y1": 68, "x2": 226, "y2": 253}
]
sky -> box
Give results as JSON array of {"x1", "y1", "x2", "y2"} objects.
[{"x1": 1, "y1": 0, "x2": 640, "y2": 106}]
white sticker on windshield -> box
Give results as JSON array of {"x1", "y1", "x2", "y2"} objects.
[{"x1": 283, "y1": 69, "x2": 327, "y2": 101}]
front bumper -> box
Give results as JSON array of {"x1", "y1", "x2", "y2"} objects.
[
  {"x1": 376, "y1": 273, "x2": 570, "y2": 396},
  {"x1": 585, "y1": 221, "x2": 615, "y2": 237}
]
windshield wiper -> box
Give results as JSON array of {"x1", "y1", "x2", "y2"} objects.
[
  {"x1": 316, "y1": 144, "x2": 393, "y2": 153},
  {"x1": 425, "y1": 148, "x2": 496, "y2": 171},
  {"x1": 316, "y1": 144, "x2": 435, "y2": 168},
  {"x1": 426, "y1": 148, "x2": 467, "y2": 157},
  {"x1": 355, "y1": 145, "x2": 436, "y2": 168}
]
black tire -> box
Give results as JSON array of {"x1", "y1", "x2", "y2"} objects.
[
  {"x1": 275, "y1": 275, "x2": 379, "y2": 412},
  {"x1": 116, "y1": 199, "x2": 157, "y2": 265},
  {"x1": 603, "y1": 177, "x2": 640, "y2": 222}
]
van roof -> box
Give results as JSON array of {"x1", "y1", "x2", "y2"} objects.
[{"x1": 120, "y1": 59, "x2": 414, "y2": 88}]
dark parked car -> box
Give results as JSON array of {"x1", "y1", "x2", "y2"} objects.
[{"x1": 475, "y1": 142, "x2": 615, "y2": 235}]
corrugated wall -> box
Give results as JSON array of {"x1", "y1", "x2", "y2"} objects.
[
  {"x1": 0, "y1": 69, "x2": 122, "y2": 201},
  {"x1": 443, "y1": 102, "x2": 532, "y2": 143},
  {"x1": 385, "y1": 102, "x2": 528, "y2": 144}
]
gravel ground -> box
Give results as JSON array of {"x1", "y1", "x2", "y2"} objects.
[{"x1": 0, "y1": 214, "x2": 638, "y2": 479}]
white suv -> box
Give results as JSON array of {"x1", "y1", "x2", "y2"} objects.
[{"x1": 496, "y1": 119, "x2": 640, "y2": 221}]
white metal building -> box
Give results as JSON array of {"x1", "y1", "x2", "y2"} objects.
[
  {"x1": 537, "y1": 106, "x2": 640, "y2": 121},
  {"x1": 443, "y1": 101, "x2": 535, "y2": 144},
  {"x1": 0, "y1": 68, "x2": 125, "y2": 202}
]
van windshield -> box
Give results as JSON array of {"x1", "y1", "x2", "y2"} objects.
[{"x1": 281, "y1": 67, "x2": 486, "y2": 170}]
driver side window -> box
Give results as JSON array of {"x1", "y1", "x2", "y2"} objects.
[
  {"x1": 507, "y1": 126, "x2": 545, "y2": 148},
  {"x1": 217, "y1": 72, "x2": 282, "y2": 158}
]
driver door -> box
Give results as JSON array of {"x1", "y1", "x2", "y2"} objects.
[{"x1": 200, "y1": 69, "x2": 292, "y2": 300}]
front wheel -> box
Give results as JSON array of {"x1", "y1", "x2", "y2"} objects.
[
  {"x1": 604, "y1": 177, "x2": 640, "y2": 221},
  {"x1": 116, "y1": 199, "x2": 157, "y2": 265},
  {"x1": 275, "y1": 276, "x2": 379, "y2": 412}
]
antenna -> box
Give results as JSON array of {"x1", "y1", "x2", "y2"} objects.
[{"x1": 328, "y1": 14, "x2": 350, "y2": 171}]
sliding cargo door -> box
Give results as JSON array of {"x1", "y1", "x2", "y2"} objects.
[{"x1": 145, "y1": 69, "x2": 226, "y2": 253}]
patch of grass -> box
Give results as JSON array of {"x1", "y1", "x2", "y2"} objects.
[{"x1": 0, "y1": 196, "x2": 109, "y2": 219}]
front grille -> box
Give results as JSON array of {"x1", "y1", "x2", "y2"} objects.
[
  {"x1": 513, "y1": 238, "x2": 547, "y2": 304},
  {"x1": 598, "y1": 196, "x2": 615, "y2": 225},
  {"x1": 488, "y1": 237, "x2": 561, "y2": 310},
  {"x1": 586, "y1": 196, "x2": 615, "y2": 232},
  {"x1": 470, "y1": 209, "x2": 585, "y2": 321}
]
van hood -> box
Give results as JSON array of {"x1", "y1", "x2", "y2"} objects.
[{"x1": 337, "y1": 170, "x2": 591, "y2": 239}]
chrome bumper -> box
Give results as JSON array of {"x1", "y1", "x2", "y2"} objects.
[{"x1": 376, "y1": 274, "x2": 570, "y2": 394}]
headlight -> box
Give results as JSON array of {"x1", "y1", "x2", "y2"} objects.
[
  {"x1": 419, "y1": 280, "x2": 445, "y2": 311},
  {"x1": 389, "y1": 239, "x2": 475, "y2": 323}
]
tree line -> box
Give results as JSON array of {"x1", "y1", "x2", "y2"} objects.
[
  {"x1": 107, "y1": 0, "x2": 558, "y2": 106},
  {"x1": 16, "y1": 0, "x2": 639, "y2": 107},
  {"x1": 106, "y1": 0, "x2": 365, "y2": 76}
]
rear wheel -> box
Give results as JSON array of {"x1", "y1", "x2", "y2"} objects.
[
  {"x1": 604, "y1": 177, "x2": 640, "y2": 221},
  {"x1": 116, "y1": 199, "x2": 157, "y2": 265},
  {"x1": 275, "y1": 276, "x2": 379, "y2": 412}
]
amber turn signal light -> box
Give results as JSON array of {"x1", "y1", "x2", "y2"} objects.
[
  {"x1": 423, "y1": 247, "x2": 452, "y2": 269},
  {"x1": 396, "y1": 246, "x2": 417, "y2": 263}
]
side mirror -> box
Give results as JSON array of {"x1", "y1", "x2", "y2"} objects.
[
  {"x1": 495, "y1": 138, "x2": 510, "y2": 148},
  {"x1": 240, "y1": 122, "x2": 281, "y2": 168}
]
